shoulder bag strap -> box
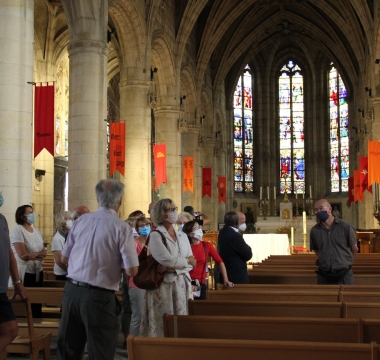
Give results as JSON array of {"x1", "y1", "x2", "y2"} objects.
[{"x1": 151, "y1": 229, "x2": 168, "y2": 248}]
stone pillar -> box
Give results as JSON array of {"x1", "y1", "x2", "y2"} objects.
[
  {"x1": 154, "y1": 108, "x2": 182, "y2": 206},
  {"x1": 119, "y1": 80, "x2": 151, "y2": 219},
  {"x1": 62, "y1": 0, "x2": 108, "y2": 211},
  {"x1": 0, "y1": 0, "x2": 33, "y2": 227},
  {"x1": 181, "y1": 125, "x2": 200, "y2": 211}
]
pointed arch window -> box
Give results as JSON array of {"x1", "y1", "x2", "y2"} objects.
[
  {"x1": 329, "y1": 65, "x2": 349, "y2": 192},
  {"x1": 233, "y1": 65, "x2": 253, "y2": 193},
  {"x1": 279, "y1": 61, "x2": 305, "y2": 194}
]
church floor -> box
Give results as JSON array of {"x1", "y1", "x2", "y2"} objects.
[{"x1": 6, "y1": 330, "x2": 128, "y2": 360}]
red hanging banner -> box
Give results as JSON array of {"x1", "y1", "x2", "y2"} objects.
[
  {"x1": 359, "y1": 156, "x2": 372, "y2": 195},
  {"x1": 34, "y1": 84, "x2": 54, "y2": 158},
  {"x1": 218, "y1": 176, "x2": 226, "y2": 203},
  {"x1": 348, "y1": 176, "x2": 354, "y2": 205},
  {"x1": 202, "y1": 167, "x2": 212, "y2": 198},
  {"x1": 153, "y1": 143, "x2": 166, "y2": 190},
  {"x1": 183, "y1": 156, "x2": 194, "y2": 193},
  {"x1": 368, "y1": 140, "x2": 380, "y2": 186},
  {"x1": 354, "y1": 170, "x2": 363, "y2": 203},
  {"x1": 109, "y1": 122, "x2": 125, "y2": 177}
]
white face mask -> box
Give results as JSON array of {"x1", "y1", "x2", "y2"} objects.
[
  {"x1": 166, "y1": 210, "x2": 178, "y2": 224},
  {"x1": 66, "y1": 219, "x2": 73, "y2": 229},
  {"x1": 192, "y1": 228, "x2": 203, "y2": 240},
  {"x1": 239, "y1": 223, "x2": 247, "y2": 232}
]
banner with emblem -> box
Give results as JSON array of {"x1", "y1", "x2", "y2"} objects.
[
  {"x1": 359, "y1": 156, "x2": 372, "y2": 195},
  {"x1": 354, "y1": 169, "x2": 363, "y2": 203},
  {"x1": 109, "y1": 122, "x2": 125, "y2": 177},
  {"x1": 153, "y1": 143, "x2": 166, "y2": 190},
  {"x1": 218, "y1": 176, "x2": 226, "y2": 203},
  {"x1": 34, "y1": 83, "x2": 55, "y2": 158},
  {"x1": 348, "y1": 176, "x2": 354, "y2": 205},
  {"x1": 202, "y1": 167, "x2": 212, "y2": 198},
  {"x1": 183, "y1": 156, "x2": 194, "y2": 193},
  {"x1": 368, "y1": 140, "x2": 380, "y2": 186}
]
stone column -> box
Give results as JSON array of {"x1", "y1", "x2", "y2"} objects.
[
  {"x1": 0, "y1": 0, "x2": 33, "y2": 227},
  {"x1": 62, "y1": 0, "x2": 108, "y2": 211},
  {"x1": 154, "y1": 107, "x2": 182, "y2": 206},
  {"x1": 119, "y1": 80, "x2": 151, "y2": 218}
]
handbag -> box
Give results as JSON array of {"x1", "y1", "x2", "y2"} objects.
[{"x1": 133, "y1": 230, "x2": 168, "y2": 290}]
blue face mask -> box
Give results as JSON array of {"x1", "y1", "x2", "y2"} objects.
[
  {"x1": 178, "y1": 224, "x2": 184, "y2": 232},
  {"x1": 139, "y1": 226, "x2": 151, "y2": 236},
  {"x1": 316, "y1": 211, "x2": 329, "y2": 223},
  {"x1": 0, "y1": 193, "x2": 3, "y2": 207},
  {"x1": 26, "y1": 213, "x2": 36, "y2": 225}
]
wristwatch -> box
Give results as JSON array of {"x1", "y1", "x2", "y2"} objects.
[{"x1": 12, "y1": 280, "x2": 22, "y2": 285}]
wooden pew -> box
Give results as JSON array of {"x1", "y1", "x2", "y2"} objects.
[
  {"x1": 127, "y1": 336, "x2": 380, "y2": 360},
  {"x1": 163, "y1": 314, "x2": 380, "y2": 343},
  {"x1": 7, "y1": 298, "x2": 51, "y2": 359}
]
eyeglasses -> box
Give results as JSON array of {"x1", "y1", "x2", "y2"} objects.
[
  {"x1": 314, "y1": 206, "x2": 328, "y2": 214},
  {"x1": 165, "y1": 207, "x2": 178, "y2": 213},
  {"x1": 138, "y1": 223, "x2": 150, "y2": 228}
]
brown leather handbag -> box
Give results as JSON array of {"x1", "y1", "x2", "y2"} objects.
[{"x1": 133, "y1": 230, "x2": 168, "y2": 290}]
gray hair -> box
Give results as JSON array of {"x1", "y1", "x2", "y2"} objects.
[
  {"x1": 224, "y1": 211, "x2": 239, "y2": 226},
  {"x1": 55, "y1": 210, "x2": 71, "y2": 230},
  {"x1": 177, "y1": 212, "x2": 193, "y2": 223},
  {"x1": 95, "y1": 179, "x2": 124, "y2": 209},
  {"x1": 153, "y1": 198, "x2": 174, "y2": 225}
]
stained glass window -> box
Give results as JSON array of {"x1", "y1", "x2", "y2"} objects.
[
  {"x1": 329, "y1": 64, "x2": 349, "y2": 192},
  {"x1": 279, "y1": 61, "x2": 304, "y2": 194},
  {"x1": 233, "y1": 65, "x2": 253, "y2": 193}
]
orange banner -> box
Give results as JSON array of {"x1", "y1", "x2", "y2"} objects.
[
  {"x1": 218, "y1": 176, "x2": 226, "y2": 203},
  {"x1": 202, "y1": 167, "x2": 212, "y2": 198},
  {"x1": 354, "y1": 169, "x2": 363, "y2": 203},
  {"x1": 153, "y1": 143, "x2": 166, "y2": 190},
  {"x1": 183, "y1": 156, "x2": 194, "y2": 193},
  {"x1": 368, "y1": 140, "x2": 380, "y2": 186},
  {"x1": 109, "y1": 122, "x2": 125, "y2": 177},
  {"x1": 359, "y1": 156, "x2": 372, "y2": 194}
]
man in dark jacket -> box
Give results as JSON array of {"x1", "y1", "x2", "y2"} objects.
[{"x1": 218, "y1": 211, "x2": 252, "y2": 284}]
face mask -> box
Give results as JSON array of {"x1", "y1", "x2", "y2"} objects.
[
  {"x1": 316, "y1": 211, "x2": 329, "y2": 223},
  {"x1": 66, "y1": 220, "x2": 73, "y2": 229},
  {"x1": 177, "y1": 224, "x2": 184, "y2": 232},
  {"x1": 26, "y1": 213, "x2": 36, "y2": 224},
  {"x1": 0, "y1": 193, "x2": 3, "y2": 207},
  {"x1": 192, "y1": 228, "x2": 203, "y2": 240},
  {"x1": 139, "y1": 226, "x2": 151, "y2": 236},
  {"x1": 166, "y1": 210, "x2": 178, "y2": 224},
  {"x1": 239, "y1": 223, "x2": 247, "y2": 232}
]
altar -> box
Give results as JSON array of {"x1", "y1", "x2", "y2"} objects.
[{"x1": 243, "y1": 233, "x2": 290, "y2": 263}]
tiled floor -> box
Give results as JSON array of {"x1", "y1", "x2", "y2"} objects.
[{"x1": 5, "y1": 330, "x2": 128, "y2": 359}]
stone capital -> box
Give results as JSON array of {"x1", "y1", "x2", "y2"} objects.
[
  {"x1": 68, "y1": 39, "x2": 109, "y2": 56},
  {"x1": 119, "y1": 80, "x2": 151, "y2": 89}
]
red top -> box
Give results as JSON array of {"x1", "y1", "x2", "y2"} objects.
[{"x1": 190, "y1": 241, "x2": 223, "y2": 284}]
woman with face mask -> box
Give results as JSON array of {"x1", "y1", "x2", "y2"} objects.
[
  {"x1": 182, "y1": 220, "x2": 234, "y2": 300},
  {"x1": 140, "y1": 198, "x2": 196, "y2": 337},
  {"x1": 11, "y1": 205, "x2": 47, "y2": 317},
  {"x1": 51, "y1": 211, "x2": 72, "y2": 280}
]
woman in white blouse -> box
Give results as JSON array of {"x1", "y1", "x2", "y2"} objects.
[{"x1": 11, "y1": 205, "x2": 46, "y2": 317}]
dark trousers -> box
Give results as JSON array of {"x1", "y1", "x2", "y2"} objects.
[
  {"x1": 317, "y1": 268, "x2": 354, "y2": 285},
  {"x1": 23, "y1": 271, "x2": 43, "y2": 318},
  {"x1": 120, "y1": 280, "x2": 132, "y2": 337},
  {"x1": 194, "y1": 283, "x2": 207, "y2": 300},
  {"x1": 56, "y1": 281, "x2": 121, "y2": 360},
  {"x1": 55, "y1": 275, "x2": 67, "y2": 281}
]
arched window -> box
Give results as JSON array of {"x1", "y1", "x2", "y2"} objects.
[
  {"x1": 279, "y1": 61, "x2": 304, "y2": 194},
  {"x1": 233, "y1": 64, "x2": 253, "y2": 193},
  {"x1": 329, "y1": 64, "x2": 349, "y2": 192}
]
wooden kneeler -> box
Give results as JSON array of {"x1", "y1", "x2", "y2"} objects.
[{"x1": 6, "y1": 298, "x2": 52, "y2": 360}]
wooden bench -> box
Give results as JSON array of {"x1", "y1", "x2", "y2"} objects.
[
  {"x1": 6, "y1": 298, "x2": 51, "y2": 360},
  {"x1": 163, "y1": 314, "x2": 380, "y2": 343},
  {"x1": 127, "y1": 335, "x2": 380, "y2": 360}
]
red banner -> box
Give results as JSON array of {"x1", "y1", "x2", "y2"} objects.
[
  {"x1": 354, "y1": 170, "x2": 363, "y2": 203},
  {"x1": 153, "y1": 143, "x2": 166, "y2": 190},
  {"x1": 34, "y1": 84, "x2": 54, "y2": 157},
  {"x1": 218, "y1": 176, "x2": 226, "y2": 203},
  {"x1": 109, "y1": 122, "x2": 125, "y2": 177},
  {"x1": 368, "y1": 140, "x2": 380, "y2": 186},
  {"x1": 202, "y1": 167, "x2": 212, "y2": 198},
  {"x1": 183, "y1": 156, "x2": 194, "y2": 193},
  {"x1": 348, "y1": 176, "x2": 354, "y2": 205},
  {"x1": 359, "y1": 156, "x2": 372, "y2": 195}
]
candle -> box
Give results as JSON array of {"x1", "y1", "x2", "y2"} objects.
[
  {"x1": 291, "y1": 227, "x2": 294, "y2": 247},
  {"x1": 274, "y1": 186, "x2": 276, "y2": 200},
  {"x1": 295, "y1": 192, "x2": 298, "y2": 199},
  {"x1": 310, "y1": 185, "x2": 312, "y2": 199},
  {"x1": 303, "y1": 211, "x2": 307, "y2": 234},
  {"x1": 303, "y1": 190, "x2": 304, "y2": 199},
  {"x1": 260, "y1": 187, "x2": 262, "y2": 200},
  {"x1": 267, "y1": 186, "x2": 269, "y2": 200}
]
